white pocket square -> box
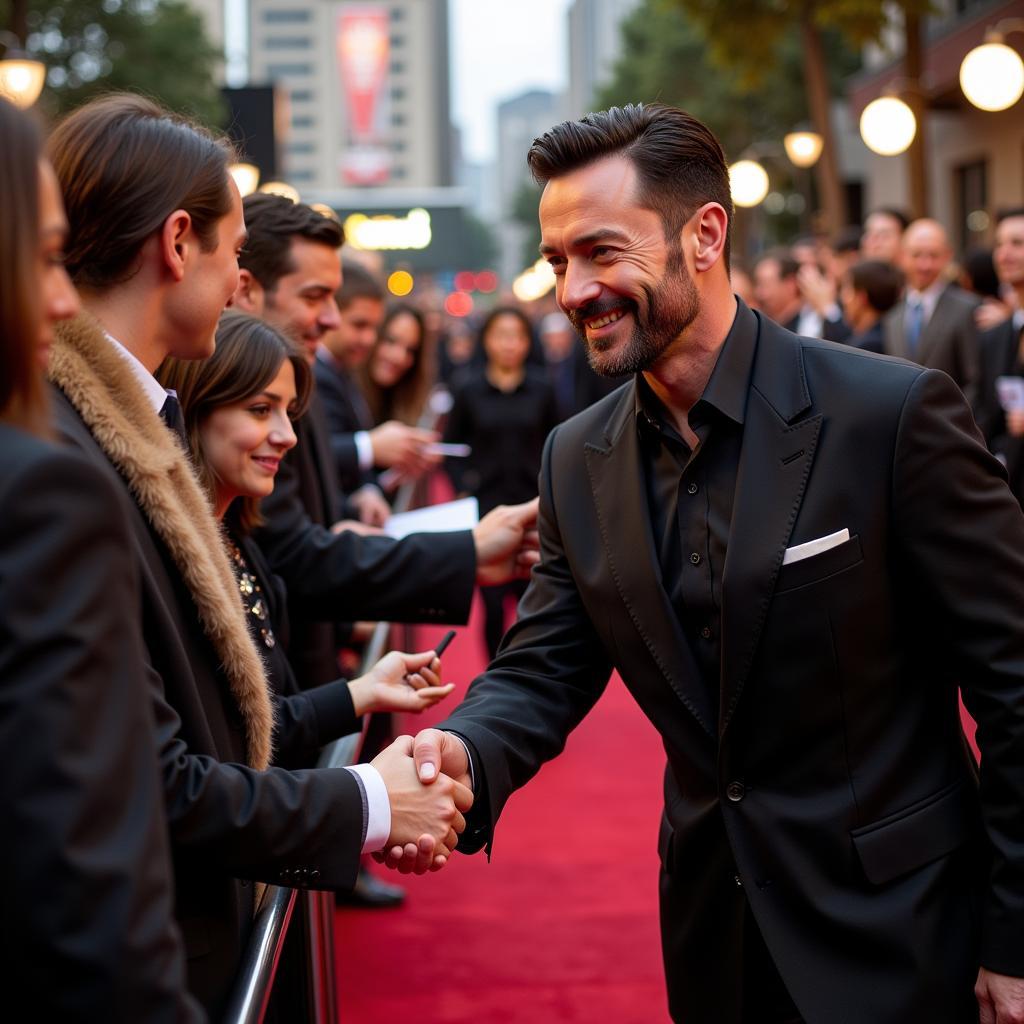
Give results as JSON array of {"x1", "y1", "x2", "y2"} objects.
[{"x1": 782, "y1": 528, "x2": 850, "y2": 566}]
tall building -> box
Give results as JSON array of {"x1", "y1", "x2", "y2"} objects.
[
  {"x1": 566, "y1": 0, "x2": 641, "y2": 118},
  {"x1": 248, "y1": 0, "x2": 452, "y2": 190}
]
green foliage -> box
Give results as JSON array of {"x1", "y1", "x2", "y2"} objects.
[
  {"x1": 8, "y1": 0, "x2": 224, "y2": 126},
  {"x1": 510, "y1": 180, "x2": 542, "y2": 268},
  {"x1": 459, "y1": 211, "x2": 499, "y2": 270},
  {"x1": 595, "y1": 0, "x2": 860, "y2": 159}
]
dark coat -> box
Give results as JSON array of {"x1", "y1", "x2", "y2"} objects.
[
  {"x1": 974, "y1": 317, "x2": 1024, "y2": 507},
  {"x1": 441, "y1": 310, "x2": 1024, "y2": 1023},
  {"x1": 48, "y1": 317, "x2": 366, "y2": 1018},
  {"x1": 312, "y1": 355, "x2": 373, "y2": 495},
  {"x1": 0, "y1": 424, "x2": 203, "y2": 1022}
]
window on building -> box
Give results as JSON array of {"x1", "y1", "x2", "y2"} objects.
[
  {"x1": 390, "y1": 60, "x2": 405, "y2": 74},
  {"x1": 391, "y1": 112, "x2": 406, "y2": 126},
  {"x1": 390, "y1": 34, "x2": 405, "y2": 47},
  {"x1": 290, "y1": 89, "x2": 313, "y2": 102},
  {"x1": 289, "y1": 170, "x2": 315, "y2": 183},
  {"x1": 265, "y1": 36, "x2": 312, "y2": 49},
  {"x1": 292, "y1": 115, "x2": 315, "y2": 128},
  {"x1": 391, "y1": 86, "x2": 406, "y2": 100},
  {"x1": 955, "y1": 159, "x2": 989, "y2": 253},
  {"x1": 267, "y1": 63, "x2": 312, "y2": 77},
  {"x1": 263, "y1": 9, "x2": 311, "y2": 22},
  {"x1": 391, "y1": 166, "x2": 406, "y2": 180},
  {"x1": 390, "y1": 6, "x2": 404, "y2": 20},
  {"x1": 288, "y1": 141, "x2": 316, "y2": 155},
  {"x1": 392, "y1": 139, "x2": 407, "y2": 152}
]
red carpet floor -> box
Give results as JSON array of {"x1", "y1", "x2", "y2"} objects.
[{"x1": 334, "y1": 600, "x2": 672, "y2": 1023}]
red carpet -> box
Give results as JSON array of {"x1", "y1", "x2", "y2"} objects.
[{"x1": 334, "y1": 600, "x2": 671, "y2": 1023}]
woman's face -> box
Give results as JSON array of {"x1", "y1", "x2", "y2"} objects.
[
  {"x1": 484, "y1": 313, "x2": 531, "y2": 372},
  {"x1": 36, "y1": 160, "x2": 79, "y2": 365},
  {"x1": 200, "y1": 359, "x2": 298, "y2": 512},
  {"x1": 371, "y1": 311, "x2": 421, "y2": 389}
]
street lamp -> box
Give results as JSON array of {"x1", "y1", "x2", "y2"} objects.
[
  {"x1": 783, "y1": 129, "x2": 824, "y2": 169},
  {"x1": 228, "y1": 162, "x2": 260, "y2": 197},
  {"x1": 859, "y1": 96, "x2": 916, "y2": 156},
  {"x1": 729, "y1": 159, "x2": 770, "y2": 208},
  {"x1": 0, "y1": 31, "x2": 45, "y2": 109},
  {"x1": 960, "y1": 21, "x2": 1024, "y2": 112}
]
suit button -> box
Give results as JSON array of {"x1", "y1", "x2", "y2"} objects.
[
  {"x1": 701, "y1": 626, "x2": 712, "y2": 640},
  {"x1": 726, "y1": 781, "x2": 746, "y2": 802},
  {"x1": 687, "y1": 482, "x2": 698, "y2": 495},
  {"x1": 734, "y1": 874, "x2": 743, "y2": 888},
  {"x1": 689, "y1": 552, "x2": 701, "y2": 565},
  {"x1": 309, "y1": 869, "x2": 321, "y2": 883}
]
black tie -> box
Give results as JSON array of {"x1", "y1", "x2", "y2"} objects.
[{"x1": 160, "y1": 393, "x2": 188, "y2": 446}]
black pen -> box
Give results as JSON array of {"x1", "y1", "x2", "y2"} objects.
[{"x1": 432, "y1": 629, "x2": 457, "y2": 659}]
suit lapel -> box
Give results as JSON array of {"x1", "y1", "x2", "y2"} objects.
[
  {"x1": 915, "y1": 287, "x2": 950, "y2": 365},
  {"x1": 720, "y1": 319, "x2": 821, "y2": 732},
  {"x1": 585, "y1": 387, "x2": 716, "y2": 736}
]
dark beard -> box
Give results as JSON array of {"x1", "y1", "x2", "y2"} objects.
[{"x1": 566, "y1": 247, "x2": 700, "y2": 377}]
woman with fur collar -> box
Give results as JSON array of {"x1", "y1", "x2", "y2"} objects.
[{"x1": 44, "y1": 92, "x2": 472, "y2": 1016}]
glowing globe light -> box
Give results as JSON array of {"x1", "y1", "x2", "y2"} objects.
[
  {"x1": 0, "y1": 55, "x2": 46, "y2": 108},
  {"x1": 859, "y1": 97, "x2": 916, "y2": 156},
  {"x1": 512, "y1": 259, "x2": 556, "y2": 303},
  {"x1": 475, "y1": 270, "x2": 498, "y2": 293},
  {"x1": 729, "y1": 160, "x2": 769, "y2": 208},
  {"x1": 783, "y1": 130, "x2": 824, "y2": 168},
  {"x1": 228, "y1": 162, "x2": 260, "y2": 197},
  {"x1": 387, "y1": 270, "x2": 414, "y2": 297},
  {"x1": 960, "y1": 41, "x2": 1024, "y2": 112},
  {"x1": 258, "y1": 181, "x2": 300, "y2": 202},
  {"x1": 444, "y1": 291, "x2": 474, "y2": 317}
]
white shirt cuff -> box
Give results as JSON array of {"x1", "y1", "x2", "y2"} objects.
[
  {"x1": 345, "y1": 763, "x2": 391, "y2": 853},
  {"x1": 824, "y1": 303, "x2": 842, "y2": 322},
  {"x1": 354, "y1": 430, "x2": 374, "y2": 471}
]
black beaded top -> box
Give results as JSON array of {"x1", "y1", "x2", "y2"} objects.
[{"x1": 227, "y1": 540, "x2": 276, "y2": 650}]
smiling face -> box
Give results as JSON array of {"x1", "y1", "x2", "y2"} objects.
[
  {"x1": 994, "y1": 215, "x2": 1024, "y2": 292},
  {"x1": 200, "y1": 359, "x2": 298, "y2": 515},
  {"x1": 539, "y1": 154, "x2": 699, "y2": 377},
  {"x1": 483, "y1": 312, "x2": 531, "y2": 373},
  {"x1": 371, "y1": 309, "x2": 421, "y2": 387},
  {"x1": 263, "y1": 237, "x2": 342, "y2": 363}
]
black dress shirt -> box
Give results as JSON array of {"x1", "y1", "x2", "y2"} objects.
[
  {"x1": 444, "y1": 365, "x2": 560, "y2": 514},
  {"x1": 636, "y1": 301, "x2": 758, "y2": 699}
]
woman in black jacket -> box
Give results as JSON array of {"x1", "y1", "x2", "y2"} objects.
[{"x1": 159, "y1": 310, "x2": 454, "y2": 762}]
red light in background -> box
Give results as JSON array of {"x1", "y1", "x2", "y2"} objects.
[
  {"x1": 475, "y1": 270, "x2": 498, "y2": 293},
  {"x1": 453, "y1": 271, "x2": 476, "y2": 292},
  {"x1": 444, "y1": 291, "x2": 474, "y2": 317}
]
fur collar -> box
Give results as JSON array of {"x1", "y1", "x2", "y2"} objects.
[{"x1": 49, "y1": 314, "x2": 273, "y2": 770}]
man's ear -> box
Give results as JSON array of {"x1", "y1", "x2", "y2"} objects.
[
  {"x1": 160, "y1": 209, "x2": 193, "y2": 282},
  {"x1": 691, "y1": 202, "x2": 729, "y2": 273},
  {"x1": 231, "y1": 268, "x2": 265, "y2": 314}
]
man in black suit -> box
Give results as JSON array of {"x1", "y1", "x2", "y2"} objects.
[
  {"x1": 975, "y1": 208, "x2": 1024, "y2": 508},
  {"x1": 392, "y1": 104, "x2": 1024, "y2": 1023},
  {"x1": 883, "y1": 218, "x2": 981, "y2": 403},
  {"x1": 539, "y1": 310, "x2": 621, "y2": 419},
  {"x1": 315, "y1": 261, "x2": 440, "y2": 498}
]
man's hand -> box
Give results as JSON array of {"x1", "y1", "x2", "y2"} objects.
[
  {"x1": 348, "y1": 650, "x2": 455, "y2": 716},
  {"x1": 369, "y1": 421, "x2": 442, "y2": 479},
  {"x1": 473, "y1": 498, "x2": 540, "y2": 586},
  {"x1": 370, "y1": 736, "x2": 473, "y2": 867},
  {"x1": 373, "y1": 729, "x2": 473, "y2": 874},
  {"x1": 1007, "y1": 409, "x2": 1024, "y2": 438},
  {"x1": 796, "y1": 264, "x2": 837, "y2": 317},
  {"x1": 348, "y1": 485, "x2": 391, "y2": 527},
  {"x1": 976, "y1": 967, "x2": 1024, "y2": 1023},
  {"x1": 330, "y1": 518, "x2": 384, "y2": 537}
]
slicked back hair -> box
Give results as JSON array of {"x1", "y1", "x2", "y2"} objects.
[
  {"x1": 48, "y1": 93, "x2": 236, "y2": 290},
  {"x1": 337, "y1": 259, "x2": 385, "y2": 310},
  {"x1": 526, "y1": 103, "x2": 733, "y2": 268},
  {"x1": 241, "y1": 194, "x2": 344, "y2": 294}
]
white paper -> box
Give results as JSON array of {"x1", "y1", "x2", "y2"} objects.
[
  {"x1": 782, "y1": 528, "x2": 850, "y2": 566},
  {"x1": 996, "y1": 376, "x2": 1024, "y2": 413},
  {"x1": 384, "y1": 496, "x2": 479, "y2": 540}
]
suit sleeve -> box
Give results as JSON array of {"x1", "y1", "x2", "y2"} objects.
[
  {"x1": 891, "y1": 368, "x2": 1024, "y2": 974},
  {"x1": 272, "y1": 681, "x2": 360, "y2": 769},
  {"x1": 955, "y1": 299, "x2": 982, "y2": 407},
  {"x1": 0, "y1": 450, "x2": 203, "y2": 1022},
  {"x1": 436, "y1": 427, "x2": 615, "y2": 851},
  {"x1": 255, "y1": 464, "x2": 476, "y2": 625}
]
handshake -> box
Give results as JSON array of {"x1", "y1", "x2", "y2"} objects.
[{"x1": 369, "y1": 729, "x2": 474, "y2": 874}]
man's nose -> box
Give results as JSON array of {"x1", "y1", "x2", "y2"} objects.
[
  {"x1": 320, "y1": 296, "x2": 341, "y2": 331},
  {"x1": 559, "y1": 263, "x2": 602, "y2": 311}
]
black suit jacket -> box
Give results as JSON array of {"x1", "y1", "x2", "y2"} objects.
[
  {"x1": 441, "y1": 310, "x2": 1024, "y2": 1023},
  {"x1": 51, "y1": 391, "x2": 366, "y2": 1017},
  {"x1": 312, "y1": 355, "x2": 374, "y2": 495},
  {"x1": 883, "y1": 283, "x2": 981, "y2": 403},
  {"x1": 0, "y1": 425, "x2": 202, "y2": 1021},
  {"x1": 974, "y1": 318, "x2": 1024, "y2": 507},
  {"x1": 256, "y1": 387, "x2": 476, "y2": 689}
]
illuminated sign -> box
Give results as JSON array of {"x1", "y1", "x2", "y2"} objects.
[{"x1": 343, "y1": 208, "x2": 432, "y2": 250}]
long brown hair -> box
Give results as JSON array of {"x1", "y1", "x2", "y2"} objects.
[
  {"x1": 359, "y1": 304, "x2": 434, "y2": 426},
  {"x1": 0, "y1": 97, "x2": 48, "y2": 434},
  {"x1": 157, "y1": 311, "x2": 312, "y2": 534},
  {"x1": 47, "y1": 93, "x2": 236, "y2": 289}
]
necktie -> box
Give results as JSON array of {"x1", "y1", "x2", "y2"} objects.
[
  {"x1": 905, "y1": 299, "x2": 924, "y2": 357},
  {"x1": 160, "y1": 392, "x2": 188, "y2": 446}
]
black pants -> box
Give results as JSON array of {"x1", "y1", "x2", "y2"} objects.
[{"x1": 480, "y1": 580, "x2": 527, "y2": 659}]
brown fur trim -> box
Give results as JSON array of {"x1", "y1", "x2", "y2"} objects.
[{"x1": 49, "y1": 314, "x2": 274, "y2": 770}]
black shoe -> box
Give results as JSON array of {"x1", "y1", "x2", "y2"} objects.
[{"x1": 336, "y1": 868, "x2": 405, "y2": 908}]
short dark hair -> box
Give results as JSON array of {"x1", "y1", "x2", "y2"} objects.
[
  {"x1": 157, "y1": 311, "x2": 311, "y2": 534},
  {"x1": 755, "y1": 249, "x2": 799, "y2": 280},
  {"x1": 996, "y1": 207, "x2": 1024, "y2": 226},
  {"x1": 867, "y1": 207, "x2": 910, "y2": 232},
  {"x1": 48, "y1": 93, "x2": 236, "y2": 290},
  {"x1": 961, "y1": 248, "x2": 1001, "y2": 300},
  {"x1": 337, "y1": 259, "x2": 385, "y2": 310},
  {"x1": 527, "y1": 103, "x2": 733, "y2": 267},
  {"x1": 833, "y1": 225, "x2": 863, "y2": 254},
  {"x1": 240, "y1": 194, "x2": 344, "y2": 293},
  {"x1": 849, "y1": 260, "x2": 904, "y2": 314}
]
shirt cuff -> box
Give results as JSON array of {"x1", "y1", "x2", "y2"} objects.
[
  {"x1": 354, "y1": 430, "x2": 374, "y2": 471},
  {"x1": 824, "y1": 303, "x2": 842, "y2": 322},
  {"x1": 345, "y1": 763, "x2": 391, "y2": 852}
]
